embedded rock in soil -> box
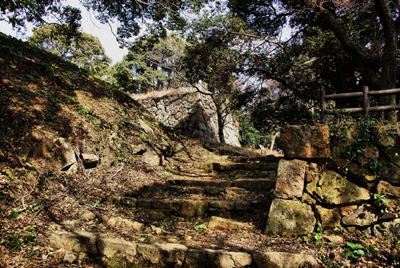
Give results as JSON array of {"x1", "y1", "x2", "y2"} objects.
[
  {"x1": 253, "y1": 252, "x2": 319, "y2": 268},
  {"x1": 275, "y1": 159, "x2": 307, "y2": 199},
  {"x1": 306, "y1": 170, "x2": 370, "y2": 205},
  {"x1": 106, "y1": 216, "x2": 144, "y2": 231},
  {"x1": 279, "y1": 125, "x2": 331, "y2": 159},
  {"x1": 208, "y1": 216, "x2": 255, "y2": 231},
  {"x1": 55, "y1": 142, "x2": 77, "y2": 172},
  {"x1": 80, "y1": 153, "x2": 99, "y2": 168},
  {"x1": 142, "y1": 150, "x2": 161, "y2": 166},
  {"x1": 265, "y1": 199, "x2": 316, "y2": 236}
]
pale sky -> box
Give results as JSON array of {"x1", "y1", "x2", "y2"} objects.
[{"x1": 0, "y1": 1, "x2": 128, "y2": 64}]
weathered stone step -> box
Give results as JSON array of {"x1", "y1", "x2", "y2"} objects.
[
  {"x1": 207, "y1": 160, "x2": 279, "y2": 172},
  {"x1": 225, "y1": 169, "x2": 277, "y2": 179},
  {"x1": 130, "y1": 197, "x2": 268, "y2": 220},
  {"x1": 167, "y1": 178, "x2": 276, "y2": 192},
  {"x1": 49, "y1": 231, "x2": 318, "y2": 268},
  {"x1": 169, "y1": 185, "x2": 248, "y2": 195}
]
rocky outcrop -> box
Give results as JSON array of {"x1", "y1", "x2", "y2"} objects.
[{"x1": 138, "y1": 90, "x2": 240, "y2": 147}]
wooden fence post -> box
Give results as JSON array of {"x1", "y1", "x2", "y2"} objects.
[
  {"x1": 320, "y1": 90, "x2": 327, "y2": 124},
  {"x1": 362, "y1": 86, "x2": 370, "y2": 118}
]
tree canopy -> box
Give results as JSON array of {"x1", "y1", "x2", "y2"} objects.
[
  {"x1": 113, "y1": 33, "x2": 188, "y2": 93},
  {"x1": 3, "y1": 0, "x2": 400, "y2": 140},
  {"x1": 28, "y1": 24, "x2": 111, "y2": 78}
]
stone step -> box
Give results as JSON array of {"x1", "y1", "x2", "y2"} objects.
[
  {"x1": 168, "y1": 178, "x2": 276, "y2": 192},
  {"x1": 203, "y1": 160, "x2": 279, "y2": 172},
  {"x1": 168, "y1": 185, "x2": 248, "y2": 196},
  {"x1": 224, "y1": 169, "x2": 277, "y2": 179},
  {"x1": 49, "y1": 231, "x2": 318, "y2": 268},
  {"x1": 127, "y1": 197, "x2": 269, "y2": 220}
]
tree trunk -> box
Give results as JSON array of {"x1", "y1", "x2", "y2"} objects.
[
  {"x1": 215, "y1": 101, "x2": 226, "y2": 144},
  {"x1": 375, "y1": 0, "x2": 398, "y2": 124}
]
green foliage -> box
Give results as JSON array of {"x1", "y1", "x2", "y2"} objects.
[
  {"x1": 238, "y1": 112, "x2": 270, "y2": 148},
  {"x1": 341, "y1": 243, "x2": 366, "y2": 259},
  {"x1": 28, "y1": 25, "x2": 111, "y2": 79},
  {"x1": 329, "y1": 115, "x2": 381, "y2": 175},
  {"x1": 11, "y1": 209, "x2": 20, "y2": 218},
  {"x1": 194, "y1": 223, "x2": 207, "y2": 232},
  {"x1": 373, "y1": 193, "x2": 389, "y2": 215},
  {"x1": 5, "y1": 170, "x2": 14, "y2": 180},
  {"x1": 1, "y1": 226, "x2": 37, "y2": 251},
  {"x1": 113, "y1": 33, "x2": 188, "y2": 92}
]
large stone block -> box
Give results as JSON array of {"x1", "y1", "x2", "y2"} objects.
[
  {"x1": 306, "y1": 170, "x2": 370, "y2": 205},
  {"x1": 280, "y1": 125, "x2": 331, "y2": 159},
  {"x1": 275, "y1": 159, "x2": 307, "y2": 199},
  {"x1": 49, "y1": 231, "x2": 101, "y2": 254},
  {"x1": 265, "y1": 199, "x2": 316, "y2": 236},
  {"x1": 253, "y1": 252, "x2": 319, "y2": 268}
]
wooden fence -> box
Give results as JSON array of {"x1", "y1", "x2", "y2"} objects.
[{"x1": 320, "y1": 86, "x2": 400, "y2": 124}]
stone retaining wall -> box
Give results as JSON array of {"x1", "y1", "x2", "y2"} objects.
[
  {"x1": 267, "y1": 125, "x2": 400, "y2": 240},
  {"x1": 137, "y1": 91, "x2": 241, "y2": 147}
]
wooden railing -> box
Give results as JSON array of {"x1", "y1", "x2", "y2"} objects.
[{"x1": 321, "y1": 86, "x2": 400, "y2": 124}]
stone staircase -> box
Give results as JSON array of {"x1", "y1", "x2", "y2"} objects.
[
  {"x1": 125, "y1": 156, "x2": 280, "y2": 223},
  {"x1": 49, "y1": 155, "x2": 320, "y2": 267}
]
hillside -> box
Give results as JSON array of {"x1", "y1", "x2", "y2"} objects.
[{"x1": 1, "y1": 33, "x2": 399, "y2": 268}]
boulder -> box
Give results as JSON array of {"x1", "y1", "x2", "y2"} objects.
[
  {"x1": 55, "y1": 143, "x2": 77, "y2": 171},
  {"x1": 306, "y1": 170, "x2": 370, "y2": 205},
  {"x1": 377, "y1": 180, "x2": 400, "y2": 198},
  {"x1": 342, "y1": 204, "x2": 379, "y2": 227},
  {"x1": 265, "y1": 199, "x2": 316, "y2": 236},
  {"x1": 316, "y1": 206, "x2": 341, "y2": 229},
  {"x1": 275, "y1": 159, "x2": 307, "y2": 199},
  {"x1": 253, "y1": 252, "x2": 319, "y2": 268},
  {"x1": 279, "y1": 125, "x2": 331, "y2": 159},
  {"x1": 208, "y1": 216, "x2": 254, "y2": 231},
  {"x1": 373, "y1": 219, "x2": 400, "y2": 242}
]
